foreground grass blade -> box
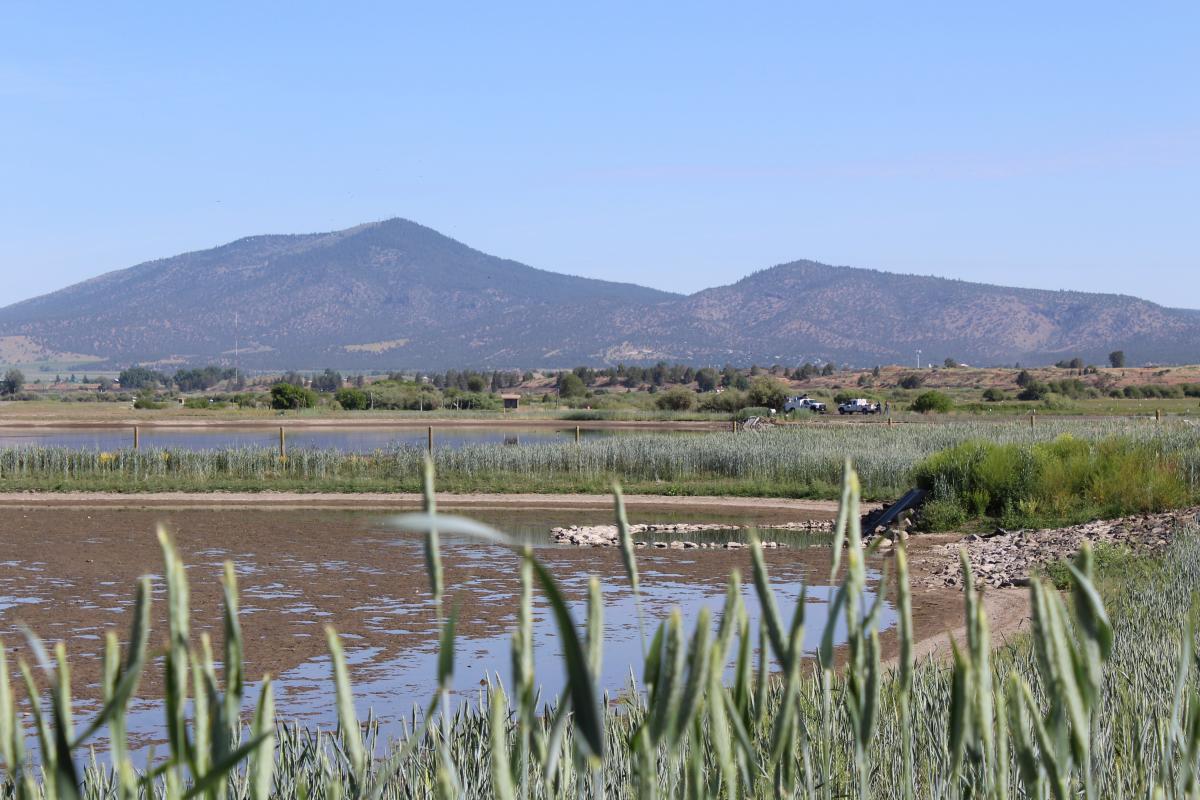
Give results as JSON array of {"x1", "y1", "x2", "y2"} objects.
[{"x1": 528, "y1": 554, "x2": 605, "y2": 762}]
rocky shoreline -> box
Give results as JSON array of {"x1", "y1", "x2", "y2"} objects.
[
  {"x1": 551, "y1": 520, "x2": 833, "y2": 549},
  {"x1": 920, "y1": 507, "x2": 1200, "y2": 590},
  {"x1": 550, "y1": 506, "x2": 1200, "y2": 592}
]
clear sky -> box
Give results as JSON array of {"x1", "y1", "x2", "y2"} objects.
[{"x1": 1, "y1": 2, "x2": 1197, "y2": 309}]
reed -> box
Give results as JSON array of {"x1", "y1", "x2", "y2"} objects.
[
  {"x1": 2, "y1": 458, "x2": 1200, "y2": 797},
  {"x1": 3, "y1": 418, "x2": 1198, "y2": 500}
]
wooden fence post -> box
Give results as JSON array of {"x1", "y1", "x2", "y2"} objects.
[
  {"x1": 133, "y1": 426, "x2": 140, "y2": 450},
  {"x1": 428, "y1": 426, "x2": 434, "y2": 454},
  {"x1": 575, "y1": 425, "x2": 581, "y2": 444},
  {"x1": 279, "y1": 426, "x2": 286, "y2": 458}
]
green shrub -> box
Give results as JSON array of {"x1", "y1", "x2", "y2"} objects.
[
  {"x1": 132, "y1": 393, "x2": 166, "y2": 410},
  {"x1": 747, "y1": 377, "x2": 788, "y2": 410},
  {"x1": 734, "y1": 406, "x2": 772, "y2": 421},
  {"x1": 982, "y1": 387, "x2": 1007, "y2": 402},
  {"x1": 913, "y1": 434, "x2": 1193, "y2": 528},
  {"x1": 270, "y1": 382, "x2": 317, "y2": 410},
  {"x1": 697, "y1": 389, "x2": 747, "y2": 413},
  {"x1": 334, "y1": 387, "x2": 370, "y2": 410},
  {"x1": 1018, "y1": 381, "x2": 1050, "y2": 401},
  {"x1": 910, "y1": 390, "x2": 954, "y2": 413},
  {"x1": 654, "y1": 386, "x2": 697, "y2": 411},
  {"x1": 919, "y1": 496, "x2": 968, "y2": 530}
]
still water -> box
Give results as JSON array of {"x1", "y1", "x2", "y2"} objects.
[
  {"x1": 0, "y1": 425, "x2": 637, "y2": 452},
  {"x1": 0, "y1": 505, "x2": 891, "y2": 746}
]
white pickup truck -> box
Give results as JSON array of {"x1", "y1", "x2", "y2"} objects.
[
  {"x1": 838, "y1": 398, "x2": 882, "y2": 415},
  {"x1": 784, "y1": 395, "x2": 827, "y2": 414}
]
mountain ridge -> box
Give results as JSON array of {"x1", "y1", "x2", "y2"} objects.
[{"x1": 1, "y1": 218, "x2": 1196, "y2": 369}]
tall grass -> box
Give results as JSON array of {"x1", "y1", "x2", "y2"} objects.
[
  {"x1": 3, "y1": 419, "x2": 1199, "y2": 499},
  {"x1": 5, "y1": 459, "x2": 1200, "y2": 797},
  {"x1": 914, "y1": 434, "x2": 1199, "y2": 529}
]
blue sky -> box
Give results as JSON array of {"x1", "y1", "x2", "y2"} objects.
[{"x1": 1, "y1": 2, "x2": 1196, "y2": 308}]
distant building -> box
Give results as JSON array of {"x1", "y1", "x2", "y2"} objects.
[{"x1": 500, "y1": 393, "x2": 521, "y2": 410}]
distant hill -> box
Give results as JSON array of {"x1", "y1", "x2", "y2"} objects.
[{"x1": 1, "y1": 218, "x2": 1197, "y2": 369}]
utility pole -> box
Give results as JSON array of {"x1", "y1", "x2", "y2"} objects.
[
  {"x1": 916, "y1": 349, "x2": 922, "y2": 369},
  {"x1": 233, "y1": 311, "x2": 240, "y2": 387}
]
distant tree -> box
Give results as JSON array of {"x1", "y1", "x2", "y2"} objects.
[
  {"x1": 557, "y1": 372, "x2": 587, "y2": 398},
  {"x1": 747, "y1": 376, "x2": 788, "y2": 410},
  {"x1": 281, "y1": 371, "x2": 306, "y2": 387},
  {"x1": 270, "y1": 382, "x2": 317, "y2": 410},
  {"x1": 311, "y1": 369, "x2": 343, "y2": 392},
  {"x1": 466, "y1": 374, "x2": 488, "y2": 393},
  {"x1": 655, "y1": 387, "x2": 696, "y2": 411},
  {"x1": 821, "y1": 363, "x2": 835, "y2": 376},
  {"x1": 651, "y1": 362, "x2": 669, "y2": 386},
  {"x1": 982, "y1": 387, "x2": 1007, "y2": 402},
  {"x1": 910, "y1": 390, "x2": 954, "y2": 413},
  {"x1": 174, "y1": 365, "x2": 236, "y2": 392},
  {"x1": 119, "y1": 366, "x2": 166, "y2": 390},
  {"x1": 695, "y1": 368, "x2": 719, "y2": 392},
  {"x1": 732, "y1": 374, "x2": 751, "y2": 391},
  {"x1": 1108, "y1": 350, "x2": 1127, "y2": 369},
  {"x1": 1015, "y1": 369, "x2": 1034, "y2": 387},
  {"x1": 898, "y1": 373, "x2": 925, "y2": 390},
  {"x1": 1, "y1": 369, "x2": 24, "y2": 396},
  {"x1": 944, "y1": 358, "x2": 960, "y2": 369},
  {"x1": 872, "y1": 365, "x2": 881, "y2": 378},
  {"x1": 798, "y1": 363, "x2": 817, "y2": 380}
]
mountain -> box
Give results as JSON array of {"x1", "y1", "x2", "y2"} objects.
[
  {"x1": 1, "y1": 218, "x2": 1197, "y2": 369},
  {"x1": 623, "y1": 262, "x2": 1200, "y2": 367},
  {"x1": 0, "y1": 219, "x2": 678, "y2": 369}
]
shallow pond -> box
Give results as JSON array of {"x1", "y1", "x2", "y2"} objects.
[{"x1": 0, "y1": 504, "x2": 891, "y2": 748}]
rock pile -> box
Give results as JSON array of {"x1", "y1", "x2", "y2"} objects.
[
  {"x1": 551, "y1": 520, "x2": 832, "y2": 548},
  {"x1": 923, "y1": 507, "x2": 1200, "y2": 590}
]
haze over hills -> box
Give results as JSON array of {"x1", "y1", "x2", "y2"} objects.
[{"x1": 1, "y1": 218, "x2": 1197, "y2": 370}]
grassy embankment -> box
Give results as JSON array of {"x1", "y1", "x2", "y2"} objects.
[
  {"x1": 5, "y1": 464, "x2": 1200, "y2": 798},
  {"x1": 2, "y1": 420, "x2": 1198, "y2": 527},
  {"x1": 0, "y1": 419, "x2": 1195, "y2": 501}
]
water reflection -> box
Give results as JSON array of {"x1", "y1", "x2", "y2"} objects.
[{"x1": 0, "y1": 506, "x2": 890, "y2": 744}]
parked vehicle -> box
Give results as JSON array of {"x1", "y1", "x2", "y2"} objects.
[
  {"x1": 838, "y1": 398, "x2": 882, "y2": 415},
  {"x1": 784, "y1": 395, "x2": 827, "y2": 413}
]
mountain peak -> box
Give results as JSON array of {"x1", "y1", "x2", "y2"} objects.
[{"x1": 0, "y1": 220, "x2": 1196, "y2": 369}]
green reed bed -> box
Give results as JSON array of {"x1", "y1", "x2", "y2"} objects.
[
  {"x1": 5, "y1": 461, "x2": 1200, "y2": 798},
  {"x1": 2, "y1": 418, "x2": 1198, "y2": 499},
  {"x1": 914, "y1": 433, "x2": 1200, "y2": 530}
]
